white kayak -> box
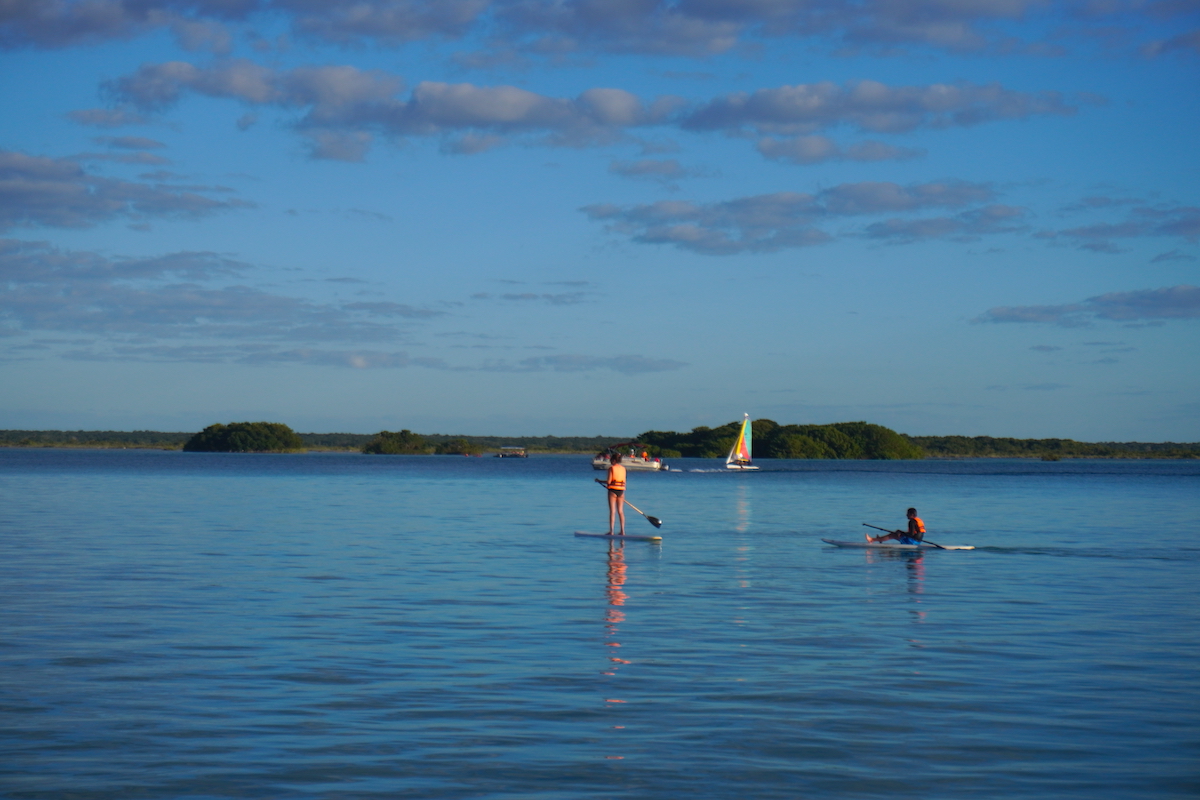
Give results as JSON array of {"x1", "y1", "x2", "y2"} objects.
[
  {"x1": 822, "y1": 538, "x2": 974, "y2": 551},
  {"x1": 575, "y1": 531, "x2": 663, "y2": 542}
]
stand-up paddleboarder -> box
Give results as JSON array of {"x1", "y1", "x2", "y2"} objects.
[{"x1": 604, "y1": 453, "x2": 626, "y2": 536}]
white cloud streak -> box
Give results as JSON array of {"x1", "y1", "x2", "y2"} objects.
[
  {"x1": 0, "y1": 149, "x2": 251, "y2": 231},
  {"x1": 1043, "y1": 203, "x2": 1200, "y2": 253},
  {"x1": 0, "y1": 238, "x2": 436, "y2": 346},
  {"x1": 974, "y1": 285, "x2": 1200, "y2": 326},
  {"x1": 1, "y1": 239, "x2": 682, "y2": 373},
  {"x1": 682, "y1": 80, "x2": 1079, "y2": 136},
  {"x1": 582, "y1": 180, "x2": 1000, "y2": 254}
]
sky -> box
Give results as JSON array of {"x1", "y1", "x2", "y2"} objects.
[{"x1": 0, "y1": 1, "x2": 1198, "y2": 441}]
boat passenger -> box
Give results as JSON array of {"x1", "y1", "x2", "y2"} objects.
[
  {"x1": 867, "y1": 508, "x2": 925, "y2": 544},
  {"x1": 605, "y1": 453, "x2": 627, "y2": 536}
]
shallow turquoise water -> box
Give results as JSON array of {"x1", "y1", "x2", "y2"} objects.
[{"x1": 1, "y1": 450, "x2": 1197, "y2": 798}]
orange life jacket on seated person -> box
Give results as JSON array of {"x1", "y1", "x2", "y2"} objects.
[
  {"x1": 607, "y1": 464, "x2": 626, "y2": 491},
  {"x1": 911, "y1": 516, "x2": 925, "y2": 535}
]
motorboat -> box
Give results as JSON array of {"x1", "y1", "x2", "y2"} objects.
[{"x1": 592, "y1": 442, "x2": 668, "y2": 471}]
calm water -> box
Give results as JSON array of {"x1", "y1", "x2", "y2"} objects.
[{"x1": 1, "y1": 449, "x2": 1198, "y2": 799}]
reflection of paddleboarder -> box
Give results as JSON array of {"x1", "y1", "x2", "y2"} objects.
[
  {"x1": 606, "y1": 542, "x2": 627, "y2": 611},
  {"x1": 601, "y1": 453, "x2": 626, "y2": 536}
]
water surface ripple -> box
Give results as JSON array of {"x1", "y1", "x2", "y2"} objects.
[{"x1": 1, "y1": 450, "x2": 1197, "y2": 798}]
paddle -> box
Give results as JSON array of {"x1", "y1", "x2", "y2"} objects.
[
  {"x1": 596, "y1": 479, "x2": 664, "y2": 528},
  {"x1": 862, "y1": 522, "x2": 946, "y2": 550}
]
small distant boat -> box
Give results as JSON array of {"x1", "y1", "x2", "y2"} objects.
[
  {"x1": 495, "y1": 447, "x2": 527, "y2": 458},
  {"x1": 725, "y1": 414, "x2": 758, "y2": 470},
  {"x1": 591, "y1": 442, "x2": 668, "y2": 471}
]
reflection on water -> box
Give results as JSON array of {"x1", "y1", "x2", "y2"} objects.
[
  {"x1": 734, "y1": 483, "x2": 750, "y2": 533},
  {"x1": 734, "y1": 484, "x2": 752, "y2": 589},
  {"x1": 906, "y1": 552, "x2": 926, "y2": 622},
  {"x1": 864, "y1": 549, "x2": 927, "y2": 622},
  {"x1": 601, "y1": 542, "x2": 631, "y2": 759}
]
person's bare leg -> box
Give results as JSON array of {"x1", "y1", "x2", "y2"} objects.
[
  {"x1": 617, "y1": 496, "x2": 626, "y2": 535},
  {"x1": 608, "y1": 492, "x2": 617, "y2": 535}
]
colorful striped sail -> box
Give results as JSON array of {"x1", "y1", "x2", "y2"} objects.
[{"x1": 726, "y1": 414, "x2": 752, "y2": 466}]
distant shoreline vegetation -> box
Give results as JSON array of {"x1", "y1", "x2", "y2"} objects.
[
  {"x1": 1, "y1": 425, "x2": 1197, "y2": 459},
  {"x1": 637, "y1": 420, "x2": 924, "y2": 460},
  {"x1": 904, "y1": 435, "x2": 1200, "y2": 459}
]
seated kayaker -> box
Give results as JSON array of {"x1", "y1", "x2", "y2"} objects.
[{"x1": 867, "y1": 508, "x2": 925, "y2": 544}]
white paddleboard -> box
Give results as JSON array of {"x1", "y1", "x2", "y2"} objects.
[
  {"x1": 822, "y1": 538, "x2": 974, "y2": 551},
  {"x1": 575, "y1": 531, "x2": 663, "y2": 542}
]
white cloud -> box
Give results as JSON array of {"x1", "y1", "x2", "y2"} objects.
[
  {"x1": 94, "y1": 61, "x2": 1090, "y2": 164},
  {"x1": 0, "y1": 0, "x2": 1189, "y2": 58},
  {"x1": 102, "y1": 61, "x2": 682, "y2": 157}
]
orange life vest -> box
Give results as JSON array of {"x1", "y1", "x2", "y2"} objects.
[
  {"x1": 911, "y1": 516, "x2": 925, "y2": 534},
  {"x1": 607, "y1": 464, "x2": 626, "y2": 490}
]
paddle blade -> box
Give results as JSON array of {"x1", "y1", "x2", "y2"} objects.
[{"x1": 646, "y1": 515, "x2": 663, "y2": 528}]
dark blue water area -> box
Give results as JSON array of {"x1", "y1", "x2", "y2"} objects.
[{"x1": 1, "y1": 450, "x2": 1198, "y2": 799}]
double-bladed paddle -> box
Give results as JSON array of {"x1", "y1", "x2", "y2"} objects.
[
  {"x1": 863, "y1": 522, "x2": 946, "y2": 549},
  {"x1": 596, "y1": 479, "x2": 663, "y2": 528}
]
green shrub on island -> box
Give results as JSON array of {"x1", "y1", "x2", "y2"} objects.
[
  {"x1": 637, "y1": 419, "x2": 925, "y2": 460},
  {"x1": 183, "y1": 422, "x2": 306, "y2": 453},
  {"x1": 362, "y1": 429, "x2": 433, "y2": 455},
  {"x1": 434, "y1": 438, "x2": 484, "y2": 456}
]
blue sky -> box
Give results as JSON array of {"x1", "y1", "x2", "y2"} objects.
[{"x1": 1, "y1": 1, "x2": 1197, "y2": 440}]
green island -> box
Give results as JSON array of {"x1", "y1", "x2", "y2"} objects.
[
  {"x1": 2, "y1": 422, "x2": 1197, "y2": 459},
  {"x1": 183, "y1": 422, "x2": 306, "y2": 453},
  {"x1": 361, "y1": 430, "x2": 489, "y2": 455}
]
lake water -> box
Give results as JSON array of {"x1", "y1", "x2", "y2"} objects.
[{"x1": 1, "y1": 449, "x2": 1197, "y2": 799}]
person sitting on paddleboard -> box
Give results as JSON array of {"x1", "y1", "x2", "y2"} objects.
[
  {"x1": 867, "y1": 508, "x2": 925, "y2": 544},
  {"x1": 603, "y1": 453, "x2": 626, "y2": 536}
]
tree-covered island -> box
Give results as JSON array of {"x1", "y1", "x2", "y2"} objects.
[
  {"x1": 636, "y1": 420, "x2": 924, "y2": 460},
  {"x1": 183, "y1": 422, "x2": 306, "y2": 453},
  {"x1": 361, "y1": 431, "x2": 538, "y2": 456}
]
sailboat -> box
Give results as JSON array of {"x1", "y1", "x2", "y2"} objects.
[{"x1": 725, "y1": 414, "x2": 759, "y2": 470}]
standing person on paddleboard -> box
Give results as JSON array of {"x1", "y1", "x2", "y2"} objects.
[
  {"x1": 867, "y1": 508, "x2": 925, "y2": 544},
  {"x1": 603, "y1": 453, "x2": 627, "y2": 536}
]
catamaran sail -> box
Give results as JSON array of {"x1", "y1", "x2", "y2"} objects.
[{"x1": 725, "y1": 414, "x2": 759, "y2": 470}]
